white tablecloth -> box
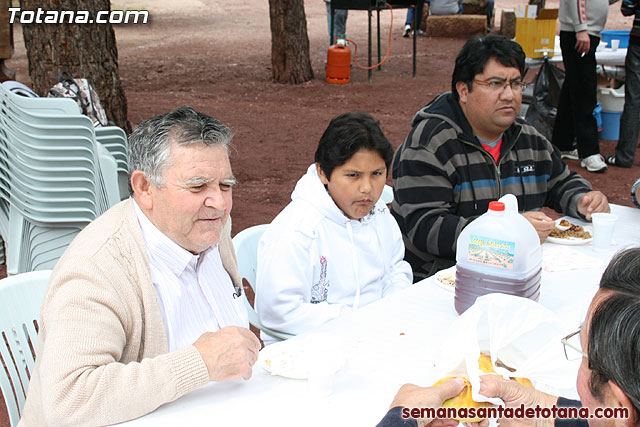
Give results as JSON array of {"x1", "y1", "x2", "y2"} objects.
[
  {"x1": 525, "y1": 35, "x2": 627, "y2": 67},
  {"x1": 119, "y1": 204, "x2": 640, "y2": 427}
]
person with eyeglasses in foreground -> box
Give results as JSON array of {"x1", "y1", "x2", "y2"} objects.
[
  {"x1": 477, "y1": 246, "x2": 640, "y2": 427},
  {"x1": 377, "y1": 247, "x2": 640, "y2": 427},
  {"x1": 391, "y1": 35, "x2": 609, "y2": 281}
]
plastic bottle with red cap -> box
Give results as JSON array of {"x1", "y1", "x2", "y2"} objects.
[{"x1": 454, "y1": 194, "x2": 542, "y2": 314}]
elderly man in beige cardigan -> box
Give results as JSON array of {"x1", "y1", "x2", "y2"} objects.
[{"x1": 19, "y1": 106, "x2": 261, "y2": 426}]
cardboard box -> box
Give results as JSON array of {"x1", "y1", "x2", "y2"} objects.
[{"x1": 515, "y1": 7, "x2": 558, "y2": 59}]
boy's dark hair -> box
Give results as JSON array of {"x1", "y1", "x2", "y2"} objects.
[
  {"x1": 451, "y1": 35, "x2": 526, "y2": 100},
  {"x1": 314, "y1": 112, "x2": 393, "y2": 180}
]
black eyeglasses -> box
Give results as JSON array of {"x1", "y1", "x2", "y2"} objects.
[
  {"x1": 561, "y1": 329, "x2": 588, "y2": 361},
  {"x1": 473, "y1": 78, "x2": 527, "y2": 93}
]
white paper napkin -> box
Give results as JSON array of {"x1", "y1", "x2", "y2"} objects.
[{"x1": 542, "y1": 246, "x2": 604, "y2": 272}]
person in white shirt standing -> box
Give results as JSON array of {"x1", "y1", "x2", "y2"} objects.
[
  {"x1": 20, "y1": 106, "x2": 261, "y2": 426},
  {"x1": 255, "y1": 112, "x2": 413, "y2": 344}
]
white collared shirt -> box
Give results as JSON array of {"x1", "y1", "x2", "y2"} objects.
[{"x1": 133, "y1": 201, "x2": 248, "y2": 352}]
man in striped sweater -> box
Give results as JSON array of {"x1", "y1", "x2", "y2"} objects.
[{"x1": 391, "y1": 35, "x2": 609, "y2": 281}]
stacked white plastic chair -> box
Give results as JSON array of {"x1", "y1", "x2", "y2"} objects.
[
  {"x1": 0, "y1": 82, "x2": 39, "y2": 265},
  {"x1": 0, "y1": 270, "x2": 52, "y2": 426},
  {"x1": 95, "y1": 126, "x2": 130, "y2": 199},
  {"x1": 0, "y1": 83, "x2": 127, "y2": 274},
  {"x1": 232, "y1": 224, "x2": 294, "y2": 341}
]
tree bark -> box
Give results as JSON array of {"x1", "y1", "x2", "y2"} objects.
[
  {"x1": 19, "y1": 0, "x2": 131, "y2": 133},
  {"x1": 268, "y1": 0, "x2": 314, "y2": 84}
]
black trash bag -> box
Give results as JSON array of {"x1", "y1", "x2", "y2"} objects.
[{"x1": 524, "y1": 58, "x2": 565, "y2": 141}]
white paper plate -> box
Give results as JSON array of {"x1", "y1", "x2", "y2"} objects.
[
  {"x1": 258, "y1": 334, "x2": 346, "y2": 380},
  {"x1": 547, "y1": 235, "x2": 592, "y2": 245},
  {"x1": 259, "y1": 343, "x2": 308, "y2": 379},
  {"x1": 434, "y1": 266, "x2": 456, "y2": 293},
  {"x1": 548, "y1": 222, "x2": 592, "y2": 245}
]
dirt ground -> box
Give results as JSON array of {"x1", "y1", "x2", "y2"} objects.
[
  {"x1": 4, "y1": 0, "x2": 638, "y2": 239},
  {"x1": 0, "y1": 0, "x2": 638, "y2": 424}
]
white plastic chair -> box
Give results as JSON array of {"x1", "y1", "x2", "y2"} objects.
[
  {"x1": 0, "y1": 270, "x2": 52, "y2": 426},
  {"x1": 0, "y1": 84, "x2": 121, "y2": 274},
  {"x1": 381, "y1": 184, "x2": 394, "y2": 205},
  {"x1": 1, "y1": 81, "x2": 38, "y2": 98},
  {"x1": 95, "y1": 127, "x2": 130, "y2": 200},
  {"x1": 232, "y1": 224, "x2": 293, "y2": 341}
]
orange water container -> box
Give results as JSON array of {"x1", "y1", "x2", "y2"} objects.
[{"x1": 326, "y1": 42, "x2": 351, "y2": 84}]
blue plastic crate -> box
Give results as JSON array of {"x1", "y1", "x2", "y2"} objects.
[
  {"x1": 600, "y1": 110, "x2": 622, "y2": 141},
  {"x1": 601, "y1": 30, "x2": 630, "y2": 49}
]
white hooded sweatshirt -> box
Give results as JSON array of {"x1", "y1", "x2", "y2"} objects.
[{"x1": 255, "y1": 164, "x2": 413, "y2": 343}]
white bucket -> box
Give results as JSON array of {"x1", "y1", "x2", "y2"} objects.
[{"x1": 599, "y1": 85, "x2": 625, "y2": 112}]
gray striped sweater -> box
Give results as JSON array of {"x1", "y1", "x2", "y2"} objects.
[{"x1": 390, "y1": 92, "x2": 593, "y2": 280}]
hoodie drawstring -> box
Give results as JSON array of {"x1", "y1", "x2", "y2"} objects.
[
  {"x1": 462, "y1": 145, "x2": 478, "y2": 211},
  {"x1": 345, "y1": 221, "x2": 361, "y2": 311}
]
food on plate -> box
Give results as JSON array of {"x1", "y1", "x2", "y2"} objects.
[
  {"x1": 432, "y1": 354, "x2": 532, "y2": 422},
  {"x1": 262, "y1": 349, "x2": 299, "y2": 376},
  {"x1": 549, "y1": 221, "x2": 592, "y2": 239},
  {"x1": 436, "y1": 271, "x2": 455, "y2": 288}
]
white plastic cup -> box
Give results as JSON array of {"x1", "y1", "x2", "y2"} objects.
[
  {"x1": 611, "y1": 39, "x2": 620, "y2": 51},
  {"x1": 591, "y1": 213, "x2": 618, "y2": 251},
  {"x1": 307, "y1": 365, "x2": 335, "y2": 397}
]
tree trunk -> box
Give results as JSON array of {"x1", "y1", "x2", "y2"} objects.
[
  {"x1": 268, "y1": 0, "x2": 314, "y2": 84},
  {"x1": 19, "y1": 0, "x2": 131, "y2": 133}
]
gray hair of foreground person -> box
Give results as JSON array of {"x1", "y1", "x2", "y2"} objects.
[
  {"x1": 127, "y1": 105, "x2": 233, "y2": 187},
  {"x1": 451, "y1": 34, "x2": 526, "y2": 100},
  {"x1": 590, "y1": 247, "x2": 640, "y2": 415}
]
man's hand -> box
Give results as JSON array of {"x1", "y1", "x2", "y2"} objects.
[
  {"x1": 521, "y1": 211, "x2": 555, "y2": 243},
  {"x1": 577, "y1": 191, "x2": 610, "y2": 220},
  {"x1": 575, "y1": 30, "x2": 590, "y2": 55},
  {"x1": 473, "y1": 375, "x2": 558, "y2": 427},
  {"x1": 389, "y1": 378, "x2": 465, "y2": 427},
  {"x1": 193, "y1": 326, "x2": 261, "y2": 382}
]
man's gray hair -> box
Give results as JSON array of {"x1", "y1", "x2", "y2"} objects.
[
  {"x1": 589, "y1": 247, "x2": 640, "y2": 415},
  {"x1": 127, "y1": 106, "x2": 233, "y2": 187}
]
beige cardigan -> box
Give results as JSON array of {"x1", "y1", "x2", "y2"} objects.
[{"x1": 20, "y1": 199, "x2": 242, "y2": 426}]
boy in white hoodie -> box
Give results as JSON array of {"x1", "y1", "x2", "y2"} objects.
[{"x1": 255, "y1": 112, "x2": 413, "y2": 344}]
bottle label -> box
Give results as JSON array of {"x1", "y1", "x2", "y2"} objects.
[{"x1": 468, "y1": 235, "x2": 515, "y2": 270}]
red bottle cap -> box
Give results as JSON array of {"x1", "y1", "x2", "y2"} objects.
[{"x1": 488, "y1": 201, "x2": 505, "y2": 211}]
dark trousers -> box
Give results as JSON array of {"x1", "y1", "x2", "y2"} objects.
[
  {"x1": 615, "y1": 41, "x2": 640, "y2": 166},
  {"x1": 551, "y1": 31, "x2": 601, "y2": 158}
]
